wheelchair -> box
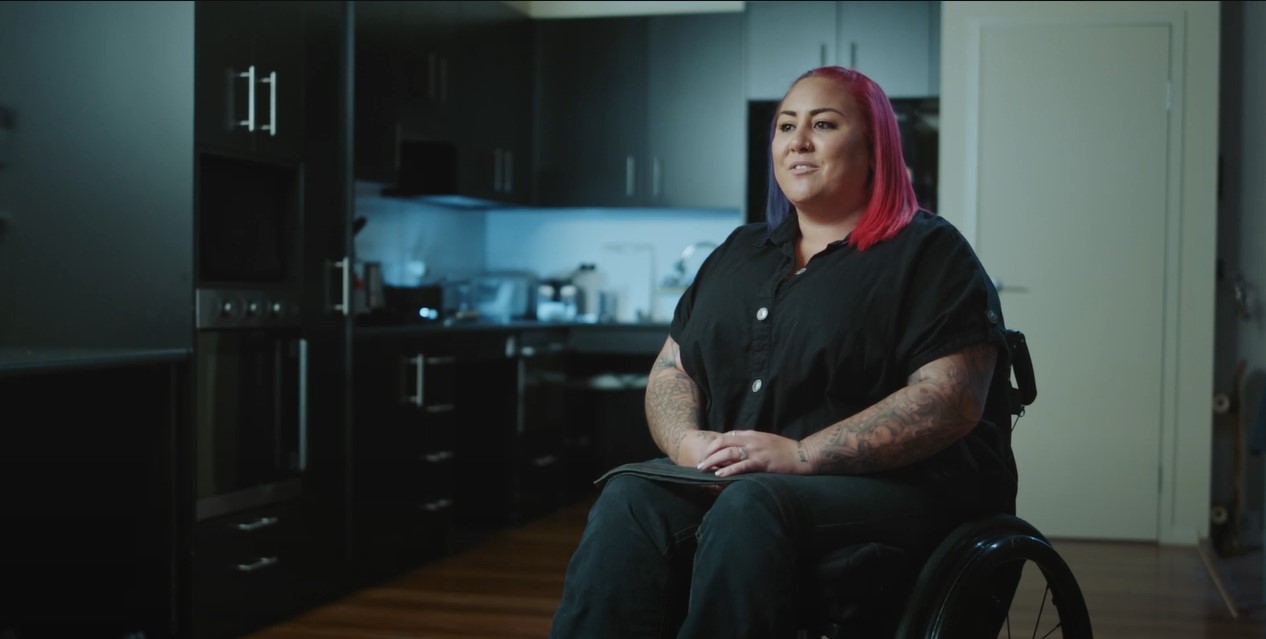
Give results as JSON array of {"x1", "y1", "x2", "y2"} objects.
[{"x1": 802, "y1": 330, "x2": 1094, "y2": 639}]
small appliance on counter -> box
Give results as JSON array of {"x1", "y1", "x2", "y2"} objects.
[
  {"x1": 471, "y1": 270, "x2": 538, "y2": 322},
  {"x1": 359, "y1": 284, "x2": 445, "y2": 324}
]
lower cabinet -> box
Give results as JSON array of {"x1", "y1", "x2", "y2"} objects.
[
  {"x1": 192, "y1": 501, "x2": 305, "y2": 639},
  {"x1": 0, "y1": 352, "x2": 187, "y2": 639}
]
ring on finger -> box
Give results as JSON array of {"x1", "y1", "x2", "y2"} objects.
[{"x1": 738, "y1": 447, "x2": 748, "y2": 461}]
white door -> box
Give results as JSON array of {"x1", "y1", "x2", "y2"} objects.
[{"x1": 970, "y1": 23, "x2": 1172, "y2": 540}]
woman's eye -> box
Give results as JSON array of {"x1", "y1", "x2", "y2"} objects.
[
  {"x1": 778, "y1": 123, "x2": 795, "y2": 132},
  {"x1": 814, "y1": 120, "x2": 836, "y2": 129}
]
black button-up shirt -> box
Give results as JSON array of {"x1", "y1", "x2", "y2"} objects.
[{"x1": 671, "y1": 210, "x2": 1016, "y2": 507}]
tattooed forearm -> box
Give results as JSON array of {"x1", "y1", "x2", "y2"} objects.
[
  {"x1": 646, "y1": 338, "x2": 704, "y2": 463},
  {"x1": 803, "y1": 343, "x2": 996, "y2": 475}
]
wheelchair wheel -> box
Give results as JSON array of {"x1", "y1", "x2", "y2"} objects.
[{"x1": 894, "y1": 515, "x2": 1093, "y2": 639}]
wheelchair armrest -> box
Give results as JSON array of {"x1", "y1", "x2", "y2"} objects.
[{"x1": 1005, "y1": 329, "x2": 1037, "y2": 413}]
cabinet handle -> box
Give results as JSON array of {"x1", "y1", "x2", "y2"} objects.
[
  {"x1": 406, "y1": 354, "x2": 426, "y2": 407},
  {"x1": 235, "y1": 556, "x2": 279, "y2": 573},
  {"x1": 423, "y1": 450, "x2": 456, "y2": 463},
  {"x1": 820, "y1": 43, "x2": 828, "y2": 67},
  {"x1": 259, "y1": 70, "x2": 277, "y2": 137},
  {"x1": 297, "y1": 337, "x2": 308, "y2": 471},
  {"x1": 235, "y1": 516, "x2": 280, "y2": 532},
  {"x1": 426, "y1": 356, "x2": 455, "y2": 365},
  {"x1": 422, "y1": 498, "x2": 453, "y2": 512},
  {"x1": 626, "y1": 156, "x2": 636, "y2": 198},
  {"x1": 494, "y1": 148, "x2": 504, "y2": 193},
  {"x1": 329, "y1": 257, "x2": 350, "y2": 315},
  {"x1": 424, "y1": 404, "x2": 455, "y2": 414},
  {"x1": 652, "y1": 157, "x2": 662, "y2": 199},
  {"x1": 237, "y1": 65, "x2": 256, "y2": 132},
  {"x1": 531, "y1": 454, "x2": 559, "y2": 468},
  {"x1": 849, "y1": 42, "x2": 858, "y2": 69}
]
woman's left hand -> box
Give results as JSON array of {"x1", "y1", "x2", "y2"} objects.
[{"x1": 696, "y1": 430, "x2": 814, "y2": 477}]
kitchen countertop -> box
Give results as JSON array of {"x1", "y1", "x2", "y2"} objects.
[
  {"x1": 354, "y1": 317, "x2": 670, "y2": 355},
  {"x1": 0, "y1": 347, "x2": 191, "y2": 376}
]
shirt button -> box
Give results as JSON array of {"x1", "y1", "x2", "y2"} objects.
[
  {"x1": 751, "y1": 379, "x2": 763, "y2": 392},
  {"x1": 794, "y1": 267, "x2": 807, "y2": 276},
  {"x1": 755, "y1": 307, "x2": 769, "y2": 321}
]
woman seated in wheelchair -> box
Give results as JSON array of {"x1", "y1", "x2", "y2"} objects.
[{"x1": 550, "y1": 66, "x2": 1018, "y2": 639}]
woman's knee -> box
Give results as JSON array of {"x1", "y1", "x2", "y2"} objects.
[{"x1": 700, "y1": 479, "x2": 794, "y2": 540}]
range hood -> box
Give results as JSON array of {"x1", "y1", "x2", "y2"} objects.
[{"x1": 380, "y1": 139, "x2": 509, "y2": 209}]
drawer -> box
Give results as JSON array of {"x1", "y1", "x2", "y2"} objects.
[{"x1": 194, "y1": 502, "x2": 294, "y2": 566}]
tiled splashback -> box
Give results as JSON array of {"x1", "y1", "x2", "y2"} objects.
[{"x1": 353, "y1": 182, "x2": 743, "y2": 323}]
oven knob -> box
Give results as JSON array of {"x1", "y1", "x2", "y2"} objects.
[
  {"x1": 271, "y1": 301, "x2": 285, "y2": 316},
  {"x1": 220, "y1": 299, "x2": 237, "y2": 317},
  {"x1": 245, "y1": 300, "x2": 262, "y2": 317}
]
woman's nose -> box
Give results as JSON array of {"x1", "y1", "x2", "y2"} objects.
[{"x1": 787, "y1": 128, "x2": 812, "y2": 153}]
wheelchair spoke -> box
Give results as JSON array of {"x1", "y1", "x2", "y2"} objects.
[{"x1": 1031, "y1": 584, "x2": 1049, "y2": 638}]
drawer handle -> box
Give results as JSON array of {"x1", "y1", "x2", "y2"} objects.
[
  {"x1": 425, "y1": 404, "x2": 455, "y2": 414},
  {"x1": 236, "y1": 516, "x2": 280, "y2": 532},
  {"x1": 423, "y1": 450, "x2": 455, "y2": 463},
  {"x1": 422, "y1": 498, "x2": 453, "y2": 512},
  {"x1": 235, "y1": 556, "x2": 279, "y2": 573}
]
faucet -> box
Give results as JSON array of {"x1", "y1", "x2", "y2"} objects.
[
  {"x1": 661, "y1": 241, "x2": 718, "y2": 288},
  {"x1": 604, "y1": 242, "x2": 657, "y2": 322}
]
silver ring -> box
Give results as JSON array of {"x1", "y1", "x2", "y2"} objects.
[{"x1": 738, "y1": 447, "x2": 748, "y2": 461}]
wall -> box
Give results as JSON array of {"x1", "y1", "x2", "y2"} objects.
[
  {"x1": 524, "y1": 1, "x2": 744, "y2": 19},
  {"x1": 0, "y1": 1, "x2": 193, "y2": 349},
  {"x1": 352, "y1": 182, "x2": 488, "y2": 286},
  {"x1": 485, "y1": 208, "x2": 742, "y2": 323},
  {"x1": 1214, "y1": 0, "x2": 1266, "y2": 546}
]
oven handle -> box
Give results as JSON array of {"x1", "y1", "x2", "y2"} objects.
[{"x1": 298, "y1": 337, "x2": 308, "y2": 471}]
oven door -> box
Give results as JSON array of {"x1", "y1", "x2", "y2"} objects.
[{"x1": 195, "y1": 329, "x2": 307, "y2": 520}]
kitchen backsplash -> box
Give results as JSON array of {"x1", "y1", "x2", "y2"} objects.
[{"x1": 353, "y1": 182, "x2": 742, "y2": 323}]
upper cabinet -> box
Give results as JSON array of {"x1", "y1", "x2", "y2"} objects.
[
  {"x1": 745, "y1": 1, "x2": 838, "y2": 101},
  {"x1": 196, "y1": 1, "x2": 305, "y2": 163},
  {"x1": 746, "y1": 1, "x2": 939, "y2": 100},
  {"x1": 354, "y1": 1, "x2": 534, "y2": 205},
  {"x1": 535, "y1": 12, "x2": 744, "y2": 209}
]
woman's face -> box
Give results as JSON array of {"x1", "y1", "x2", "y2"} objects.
[{"x1": 772, "y1": 76, "x2": 871, "y2": 217}]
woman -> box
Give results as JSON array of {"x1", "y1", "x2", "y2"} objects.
[{"x1": 550, "y1": 67, "x2": 1017, "y2": 639}]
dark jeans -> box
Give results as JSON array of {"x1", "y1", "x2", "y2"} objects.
[{"x1": 549, "y1": 466, "x2": 973, "y2": 639}]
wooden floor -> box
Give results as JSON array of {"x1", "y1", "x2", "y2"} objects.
[{"x1": 248, "y1": 496, "x2": 1266, "y2": 639}]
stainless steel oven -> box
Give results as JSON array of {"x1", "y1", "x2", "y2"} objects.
[{"x1": 194, "y1": 326, "x2": 307, "y2": 520}]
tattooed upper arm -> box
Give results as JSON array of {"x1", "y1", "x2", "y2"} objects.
[
  {"x1": 908, "y1": 342, "x2": 998, "y2": 425},
  {"x1": 652, "y1": 336, "x2": 688, "y2": 375}
]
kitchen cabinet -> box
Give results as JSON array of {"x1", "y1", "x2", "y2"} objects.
[
  {"x1": 745, "y1": 1, "x2": 838, "y2": 101},
  {"x1": 196, "y1": 0, "x2": 305, "y2": 163},
  {"x1": 0, "y1": 350, "x2": 188, "y2": 639},
  {"x1": 354, "y1": 0, "x2": 535, "y2": 205},
  {"x1": 836, "y1": 1, "x2": 935, "y2": 98},
  {"x1": 192, "y1": 502, "x2": 305, "y2": 639},
  {"x1": 454, "y1": 1, "x2": 535, "y2": 204},
  {"x1": 534, "y1": 13, "x2": 743, "y2": 209},
  {"x1": 454, "y1": 330, "x2": 571, "y2": 528},
  {"x1": 745, "y1": 1, "x2": 939, "y2": 100},
  {"x1": 645, "y1": 12, "x2": 744, "y2": 209},
  {"x1": 351, "y1": 330, "x2": 480, "y2": 580},
  {"x1": 534, "y1": 17, "x2": 648, "y2": 207}
]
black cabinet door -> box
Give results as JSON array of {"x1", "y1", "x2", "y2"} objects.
[
  {"x1": 455, "y1": 1, "x2": 534, "y2": 204},
  {"x1": 196, "y1": 1, "x2": 305, "y2": 163},
  {"x1": 535, "y1": 17, "x2": 648, "y2": 207},
  {"x1": 251, "y1": 1, "x2": 306, "y2": 163},
  {"x1": 196, "y1": 1, "x2": 256, "y2": 157},
  {"x1": 646, "y1": 13, "x2": 744, "y2": 209},
  {"x1": 354, "y1": 1, "x2": 461, "y2": 184}
]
